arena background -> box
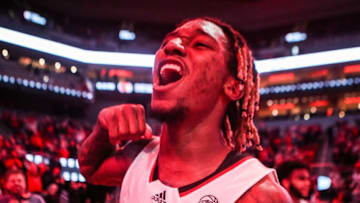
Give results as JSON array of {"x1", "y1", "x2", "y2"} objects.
[{"x1": 1, "y1": 0, "x2": 360, "y2": 202}]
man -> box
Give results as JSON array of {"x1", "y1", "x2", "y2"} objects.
[
  {"x1": 0, "y1": 170, "x2": 45, "y2": 203},
  {"x1": 277, "y1": 161, "x2": 311, "y2": 203},
  {"x1": 79, "y1": 17, "x2": 291, "y2": 202},
  {"x1": 351, "y1": 161, "x2": 360, "y2": 202}
]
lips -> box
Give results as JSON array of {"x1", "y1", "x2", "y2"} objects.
[{"x1": 158, "y1": 60, "x2": 184, "y2": 86}]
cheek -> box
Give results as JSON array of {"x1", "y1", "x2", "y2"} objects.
[
  {"x1": 192, "y1": 57, "x2": 226, "y2": 93},
  {"x1": 292, "y1": 180, "x2": 304, "y2": 188},
  {"x1": 185, "y1": 61, "x2": 226, "y2": 109}
]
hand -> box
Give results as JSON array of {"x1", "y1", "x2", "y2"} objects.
[{"x1": 97, "y1": 104, "x2": 152, "y2": 145}]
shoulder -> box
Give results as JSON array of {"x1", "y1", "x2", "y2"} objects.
[
  {"x1": 236, "y1": 175, "x2": 293, "y2": 203},
  {"x1": 30, "y1": 193, "x2": 46, "y2": 203},
  {"x1": 120, "y1": 138, "x2": 155, "y2": 159},
  {"x1": 0, "y1": 195, "x2": 9, "y2": 202}
]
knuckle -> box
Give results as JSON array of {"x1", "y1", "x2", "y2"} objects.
[
  {"x1": 119, "y1": 105, "x2": 129, "y2": 116},
  {"x1": 119, "y1": 126, "x2": 129, "y2": 136},
  {"x1": 138, "y1": 125, "x2": 145, "y2": 134},
  {"x1": 131, "y1": 105, "x2": 138, "y2": 114},
  {"x1": 118, "y1": 105, "x2": 126, "y2": 113},
  {"x1": 138, "y1": 105, "x2": 145, "y2": 114},
  {"x1": 98, "y1": 110, "x2": 111, "y2": 128},
  {"x1": 129, "y1": 127, "x2": 137, "y2": 135},
  {"x1": 98, "y1": 108, "x2": 109, "y2": 121},
  {"x1": 137, "y1": 104, "x2": 144, "y2": 111}
]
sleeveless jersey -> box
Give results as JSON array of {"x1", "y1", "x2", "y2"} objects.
[{"x1": 120, "y1": 137, "x2": 279, "y2": 203}]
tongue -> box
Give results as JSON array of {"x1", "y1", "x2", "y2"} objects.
[{"x1": 160, "y1": 68, "x2": 182, "y2": 85}]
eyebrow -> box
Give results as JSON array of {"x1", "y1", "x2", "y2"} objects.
[{"x1": 164, "y1": 28, "x2": 218, "y2": 43}]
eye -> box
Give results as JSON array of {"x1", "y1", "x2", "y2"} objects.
[{"x1": 194, "y1": 42, "x2": 209, "y2": 48}]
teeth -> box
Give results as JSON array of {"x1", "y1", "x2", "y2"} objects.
[
  {"x1": 159, "y1": 63, "x2": 183, "y2": 85},
  {"x1": 160, "y1": 63, "x2": 182, "y2": 75}
]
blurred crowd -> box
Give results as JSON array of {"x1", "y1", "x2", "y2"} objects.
[
  {"x1": 256, "y1": 119, "x2": 360, "y2": 202},
  {"x1": 0, "y1": 108, "x2": 115, "y2": 203},
  {"x1": 0, "y1": 107, "x2": 359, "y2": 202}
]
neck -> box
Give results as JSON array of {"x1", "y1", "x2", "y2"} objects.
[
  {"x1": 8, "y1": 192, "x2": 29, "y2": 200},
  {"x1": 157, "y1": 105, "x2": 231, "y2": 187},
  {"x1": 159, "y1": 121, "x2": 229, "y2": 159}
]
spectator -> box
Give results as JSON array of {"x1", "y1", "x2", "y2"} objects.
[
  {"x1": 25, "y1": 162, "x2": 42, "y2": 193},
  {"x1": 277, "y1": 161, "x2": 311, "y2": 203},
  {"x1": 0, "y1": 169, "x2": 45, "y2": 203},
  {"x1": 42, "y1": 183, "x2": 60, "y2": 203},
  {"x1": 350, "y1": 161, "x2": 360, "y2": 202}
]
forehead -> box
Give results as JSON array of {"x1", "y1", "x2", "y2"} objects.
[
  {"x1": 291, "y1": 169, "x2": 310, "y2": 177},
  {"x1": 171, "y1": 19, "x2": 227, "y2": 44},
  {"x1": 8, "y1": 173, "x2": 25, "y2": 181}
]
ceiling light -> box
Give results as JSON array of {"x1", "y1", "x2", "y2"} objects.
[
  {"x1": 70, "y1": 66, "x2": 77, "y2": 74},
  {"x1": 23, "y1": 10, "x2": 46, "y2": 26},
  {"x1": 285, "y1": 32, "x2": 307, "y2": 43},
  {"x1": 55, "y1": 62, "x2": 61, "y2": 70},
  {"x1": 119, "y1": 30, "x2": 136, "y2": 40},
  {"x1": 39, "y1": 58, "x2": 45, "y2": 66},
  {"x1": 2, "y1": 49, "x2": 9, "y2": 59}
]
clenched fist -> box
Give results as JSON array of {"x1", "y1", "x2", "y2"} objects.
[{"x1": 97, "y1": 104, "x2": 152, "y2": 145}]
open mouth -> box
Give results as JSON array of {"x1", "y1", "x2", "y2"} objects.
[{"x1": 159, "y1": 63, "x2": 183, "y2": 86}]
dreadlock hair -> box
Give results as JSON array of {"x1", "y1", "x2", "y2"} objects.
[{"x1": 177, "y1": 17, "x2": 261, "y2": 152}]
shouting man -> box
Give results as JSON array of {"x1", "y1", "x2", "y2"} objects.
[{"x1": 79, "y1": 17, "x2": 291, "y2": 202}]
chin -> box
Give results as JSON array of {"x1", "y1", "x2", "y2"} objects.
[
  {"x1": 300, "y1": 191, "x2": 310, "y2": 198},
  {"x1": 150, "y1": 100, "x2": 186, "y2": 122}
]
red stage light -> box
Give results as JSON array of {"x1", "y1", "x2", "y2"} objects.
[
  {"x1": 344, "y1": 97, "x2": 360, "y2": 104},
  {"x1": 269, "y1": 103, "x2": 295, "y2": 110},
  {"x1": 309, "y1": 69, "x2": 328, "y2": 78},
  {"x1": 268, "y1": 73, "x2": 295, "y2": 84},
  {"x1": 310, "y1": 100, "x2": 329, "y2": 107},
  {"x1": 108, "y1": 69, "x2": 133, "y2": 79},
  {"x1": 326, "y1": 108, "x2": 333, "y2": 117},
  {"x1": 344, "y1": 64, "x2": 360, "y2": 74}
]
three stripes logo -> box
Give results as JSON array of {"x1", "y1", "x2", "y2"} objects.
[{"x1": 151, "y1": 190, "x2": 167, "y2": 203}]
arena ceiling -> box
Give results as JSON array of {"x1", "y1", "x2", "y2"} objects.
[{"x1": 15, "y1": 0, "x2": 360, "y2": 31}]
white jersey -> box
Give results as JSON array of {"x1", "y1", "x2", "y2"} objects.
[{"x1": 120, "y1": 138, "x2": 279, "y2": 203}]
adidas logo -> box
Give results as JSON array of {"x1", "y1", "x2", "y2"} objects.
[{"x1": 151, "y1": 190, "x2": 167, "y2": 203}]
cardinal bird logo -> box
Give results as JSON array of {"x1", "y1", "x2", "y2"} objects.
[{"x1": 199, "y1": 195, "x2": 219, "y2": 203}]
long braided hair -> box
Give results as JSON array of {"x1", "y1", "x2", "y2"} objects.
[{"x1": 177, "y1": 17, "x2": 262, "y2": 152}]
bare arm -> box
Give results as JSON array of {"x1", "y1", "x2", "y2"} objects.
[
  {"x1": 78, "y1": 104, "x2": 152, "y2": 186},
  {"x1": 236, "y1": 175, "x2": 293, "y2": 203}
]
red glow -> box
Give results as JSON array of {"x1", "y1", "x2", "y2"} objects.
[
  {"x1": 268, "y1": 73, "x2": 295, "y2": 83},
  {"x1": 269, "y1": 103, "x2": 295, "y2": 110},
  {"x1": 108, "y1": 69, "x2": 133, "y2": 78},
  {"x1": 100, "y1": 69, "x2": 107, "y2": 78},
  {"x1": 310, "y1": 69, "x2": 328, "y2": 78},
  {"x1": 99, "y1": 68, "x2": 133, "y2": 79},
  {"x1": 18, "y1": 57, "x2": 32, "y2": 66},
  {"x1": 344, "y1": 64, "x2": 360, "y2": 74},
  {"x1": 344, "y1": 97, "x2": 360, "y2": 104},
  {"x1": 309, "y1": 100, "x2": 329, "y2": 107},
  {"x1": 327, "y1": 108, "x2": 333, "y2": 117}
]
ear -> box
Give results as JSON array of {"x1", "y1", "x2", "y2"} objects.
[{"x1": 223, "y1": 76, "x2": 244, "y2": 101}]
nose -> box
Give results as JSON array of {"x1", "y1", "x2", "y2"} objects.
[{"x1": 164, "y1": 38, "x2": 186, "y2": 56}]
